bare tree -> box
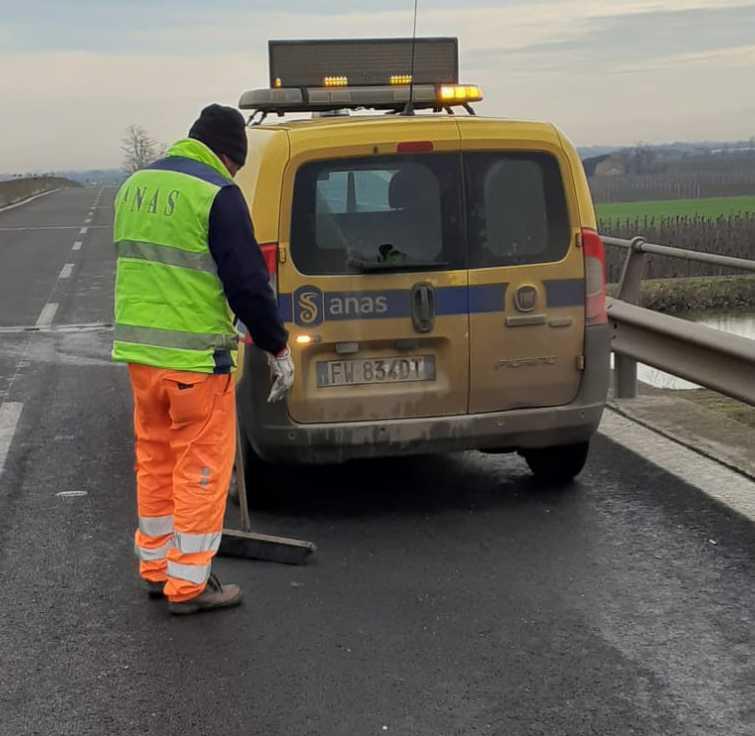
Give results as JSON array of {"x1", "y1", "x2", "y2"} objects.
[{"x1": 121, "y1": 125, "x2": 163, "y2": 173}]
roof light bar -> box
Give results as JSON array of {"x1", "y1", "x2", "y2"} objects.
[
  {"x1": 239, "y1": 83, "x2": 483, "y2": 115},
  {"x1": 323, "y1": 76, "x2": 348, "y2": 87},
  {"x1": 439, "y1": 85, "x2": 482, "y2": 102}
]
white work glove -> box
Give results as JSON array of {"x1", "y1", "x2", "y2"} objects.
[{"x1": 267, "y1": 347, "x2": 294, "y2": 403}]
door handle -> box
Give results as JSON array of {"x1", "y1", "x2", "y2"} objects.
[{"x1": 411, "y1": 283, "x2": 435, "y2": 333}]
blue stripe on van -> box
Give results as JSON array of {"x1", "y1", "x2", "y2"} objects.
[
  {"x1": 279, "y1": 284, "x2": 500, "y2": 325},
  {"x1": 276, "y1": 281, "x2": 578, "y2": 326},
  {"x1": 435, "y1": 286, "x2": 468, "y2": 315},
  {"x1": 278, "y1": 292, "x2": 293, "y2": 323},
  {"x1": 544, "y1": 279, "x2": 584, "y2": 307},
  {"x1": 469, "y1": 283, "x2": 508, "y2": 313}
]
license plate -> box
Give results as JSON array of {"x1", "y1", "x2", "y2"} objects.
[{"x1": 317, "y1": 356, "x2": 436, "y2": 387}]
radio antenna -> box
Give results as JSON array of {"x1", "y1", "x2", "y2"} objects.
[{"x1": 402, "y1": 0, "x2": 419, "y2": 116}]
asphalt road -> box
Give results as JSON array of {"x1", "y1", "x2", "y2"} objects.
[{"x1": 0, "y1": 188, "x2": 753, "y2": 736}]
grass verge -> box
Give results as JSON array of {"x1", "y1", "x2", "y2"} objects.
[{"x1": 597, "y1": 195, "x2": 755, "y2": 220}]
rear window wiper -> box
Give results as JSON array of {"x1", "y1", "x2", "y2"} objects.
[{"x1": 347, "y1": 256, "x2": 448, "y2": 273}]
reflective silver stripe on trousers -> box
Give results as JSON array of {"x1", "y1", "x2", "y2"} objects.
[
  {"x1": 139, "y1": 514, "x2": 174, "y2": 537},
  {"x1": 117, "y1": 239, "x2": 217, "y2": 275},
  {"x1": 167, "y1": 560, "x2": 211, "y2": 586},
  {"x1": 175, "y1": 531, "x2": 222, "y2": 554},
  {"x1": 135, "y1": 537, "x2": 175, "y2": 562},
  {"x1": 114, "y1": 324, "x2": 238, "y2": 352}
]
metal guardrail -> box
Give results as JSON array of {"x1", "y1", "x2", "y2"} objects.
[{"x1": 602, "y1": 235, "x2": 755, "y2": 405}]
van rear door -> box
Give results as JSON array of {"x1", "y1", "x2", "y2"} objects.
[
  {"x1": 459, "y1": 122, "x2": 585, "y2": 412},
  {"x1": 278, "y1": 127, "x2": 469, "y2": 424}
]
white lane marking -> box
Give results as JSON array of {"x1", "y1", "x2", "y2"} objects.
[
  {"x1": 56, "y1": 491, "x2": 88, "y2": 498},
  {"x1": 599, "y1": 409, "x2": 755, "y2": 521},
  {"x1": 79, "y1": 227, "x2": 88, "y2": 235},
  {"x1": 0, "y1": 188, "x2": 60, "y2": 214},
  {"x1": 72, "y1": 241, "x2": 82, "y2": 250},
  {"x1": 59, "y1": 263, "x2": 74, "y2": 279},
  {"x1": 84, "y1": 218, "x2": 92, "y2": 224},
  {"x1": 0, "y1": 321, "x2": 112, "y2": 335},
  {"x1": 0, "y1": 402, "x2": 23, "y2": 478},
  {"x1": 35, "y1": 302, "x2": 59, "y2": 327}
]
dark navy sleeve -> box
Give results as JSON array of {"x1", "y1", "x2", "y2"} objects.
[{"x1": 208, "y1": 186, "x2": 288, "y2": 355}]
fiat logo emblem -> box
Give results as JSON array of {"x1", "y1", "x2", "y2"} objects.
[{"x1": 515, "y1": 285, "x2": 537, "y2": 312}]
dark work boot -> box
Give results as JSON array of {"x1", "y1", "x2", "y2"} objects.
[
  {"x1": 168, "y1": 573, "x2": 242, "y2": 616},
  {"x1": 141, "y1": 579, "x2": 166, "y2": 599}
]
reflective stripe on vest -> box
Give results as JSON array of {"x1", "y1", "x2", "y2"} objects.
[
  {"x1": 139, "y1": 514, "x2": 175, "y2": 537},
  {"x1": 117, "y1": 240, "x2": 217, "y2": 275},
  {"x1": 167, "y1": 560, "x2": 211, "y2": 585},
  {"x1": 175, "y1": 531, "x2": 222, "y2": 555},
  {"x1": 115, "y1": 324, "x2": 238, "y2": 352}
]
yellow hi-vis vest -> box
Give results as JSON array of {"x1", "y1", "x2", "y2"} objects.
[{"x1": 112, "y1": 138, "x2": 238, "y2": 373}]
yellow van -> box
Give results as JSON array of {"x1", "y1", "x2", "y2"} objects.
[{"x1": 234, "y1": 39, "x2": 609, "y2": 484}]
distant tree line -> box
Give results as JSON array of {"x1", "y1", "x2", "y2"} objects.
[
  {"x1": 589, "y1": 144, "x2": 755, "y2": 202},
  {"x1": 591, "y1": 171, "x2": 755, "y2": 203}
]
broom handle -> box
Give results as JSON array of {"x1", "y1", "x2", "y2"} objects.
[{"x1": 235, "y1": 423, "x2": 252, "y2": 532}]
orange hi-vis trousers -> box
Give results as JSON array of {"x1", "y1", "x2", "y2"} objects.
[{"x1": 128, "y1": 364, "x2": 236, "y2": 603}]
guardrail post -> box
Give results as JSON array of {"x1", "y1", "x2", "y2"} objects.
[
  {"x1": 616, "y1": 236, "x2": 647, "y2": 305},
  {"x1": 615, "y1": 356, "x2": 639, "y2": 399},
  {"x1": 614, "y1": 237, "x2": 646, "y2": 399}
]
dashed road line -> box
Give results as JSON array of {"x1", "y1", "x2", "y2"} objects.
[
  {"x1": 59, "y1": 263, "x2": 74, "y2": 279},
  {"x1": 0, "y1": 402, "x2": 24, "y2": 478},
  {"x1": 35, "y1": 302, "x2": 59, "y2": 328},
  {"x1": 79, "y1": 227, "x2": 88, "y2": 235},
  {"x1": 72, "y1": 241, "x2": 82, "y2": 251},
  {"x1": 0, "y1": 322, "x2": 112, "y2": 335}
]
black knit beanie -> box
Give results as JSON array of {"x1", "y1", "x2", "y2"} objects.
[{"x1": 188, "y1": 104, "x2": 248, "y2": 167}]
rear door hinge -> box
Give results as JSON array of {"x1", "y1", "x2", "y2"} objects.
[
  {"x1": 576, "y1": 354, "x2": 585, "y2": 371},
  {"x1": 279, "y1": 246, "x2": 287, "y2": 264}
]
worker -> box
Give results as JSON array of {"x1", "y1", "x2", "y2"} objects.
[{"x1": 112, "y1": 104, "x2": 293, "y2": 615}]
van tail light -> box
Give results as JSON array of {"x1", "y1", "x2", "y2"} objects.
[
  {"x1": 260, "y1": 242, "x2": 279, "y2": 295},
  {"x1": 582, "y1": 228, "x2": 607, "y2": 326},
  {"x1": 241, "y1": 242, "x2": 279, "y2": 345}
]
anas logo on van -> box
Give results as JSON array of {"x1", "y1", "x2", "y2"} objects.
[
  {"x1": 328, "y1": 294, "x2": 389, "y2": 318},
  {"x1": 294, "y1": 286, "x2": 393, "y2": 326},
  {"x1": 294, "y1": 286, "x2": 324, "y2": 326}
]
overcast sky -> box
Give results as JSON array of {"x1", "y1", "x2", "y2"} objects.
[{"x1": 2, "y1": 0, "x2": 754, "y2": 171}]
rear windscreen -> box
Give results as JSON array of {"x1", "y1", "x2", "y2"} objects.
[
  {"x1": 291, "y1": 155, "x2": 464, "y2": 275},
  {"x1": 464, "y1": 152, "x2": 571, "y2": 268}
]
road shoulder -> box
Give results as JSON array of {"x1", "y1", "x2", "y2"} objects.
[{"x1": 601, "y1": 399, "x2": 755, "y2": 521}]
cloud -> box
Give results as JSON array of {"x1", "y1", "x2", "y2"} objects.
[{"x1": 1, "y1": 0, "x2": 754, "y2": 169}]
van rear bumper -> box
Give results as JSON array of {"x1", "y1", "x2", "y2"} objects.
[
  {"x1": 247, "y1": 400, "x2": 605, "y2": 464},
  {"x1": 239, "y1": 325, "x2": 610, "y2": 465}
]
